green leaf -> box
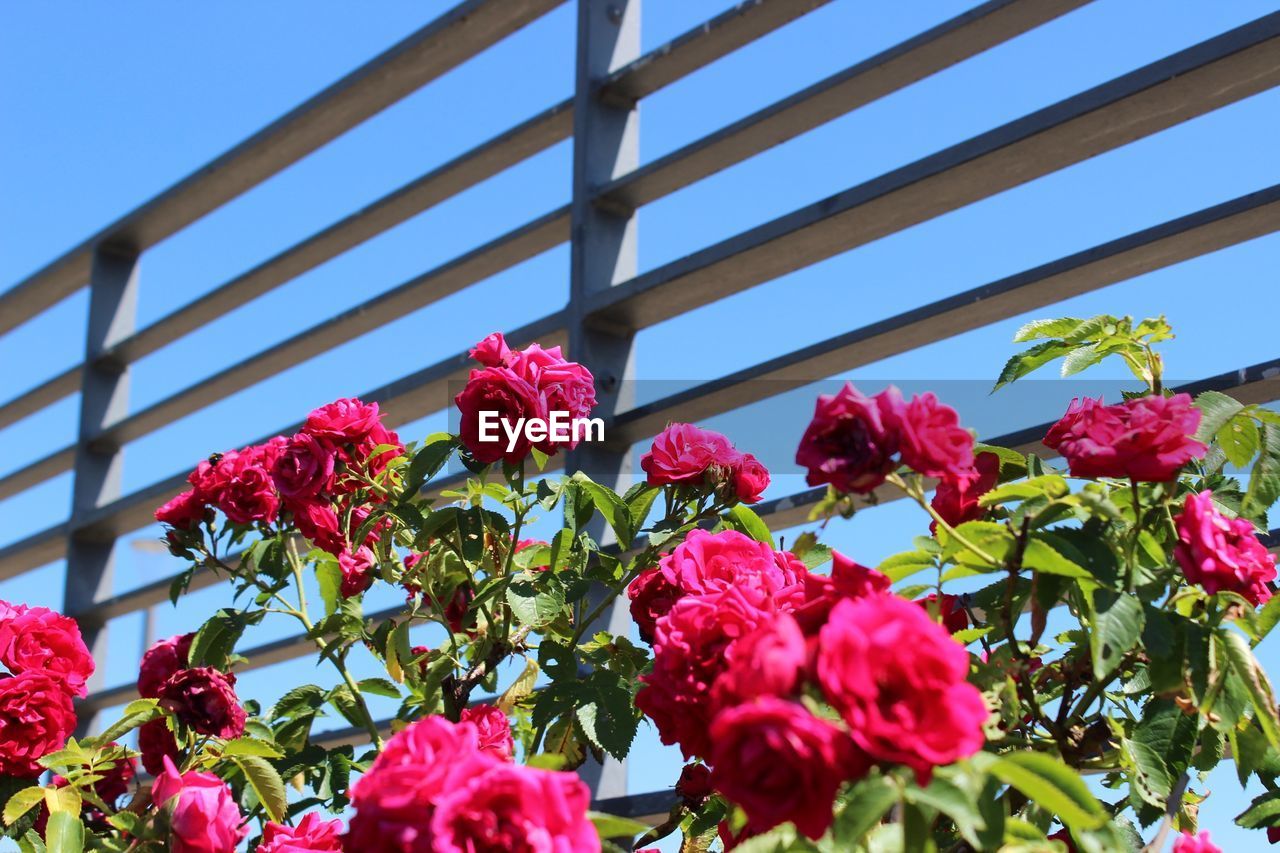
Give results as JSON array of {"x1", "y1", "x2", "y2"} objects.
[
  {"x1": 879, "y1": 550, "x2": 935, "y2": 583},
  {"x1": 43, "y1": 812, "x2": 82, "y2": 853},
  {"x1": 1194, "y1": 391, "x2": 1246, "y2": 443},
  {"x1": 993, "y1": 341, "x2": 1074, "y2": 392},
  {"x1": 189, "y1": 608, "x2": 256, "y2": 670},
  {"x1": 356, "y1": 678, "x2": 402, "y2": 699},
  {"x1": 587, "y1": 811, "x2": 649, "y2": 841},
  {"x1": 497, "y1": 657, "x2": 539, "y2": 713},
  {"x1": 976, "y1": 751, "x2": 1108, "y2": 831},
  {"x1": 3, "y1": 788, "x2": 44, "y2": 826},
  {"x1": 978, "y1": 475, "x2": 1069, "y2": 507},
  {"x1": 1255, "y1": 593, "x2": 1280, "y2": 644},
  {"x1": 1244, "y1": 423, "x2": 1280, "y2": 521},
  {"x1": 1218, "y1": 414, "x2": 1260, "y2": 470},
  {"x1": 403, "y1": 433, "x2": 456, "y2": 496},
  {"x1": 1237, "y1": 789, "x2": 1280, "y2": 829},
  {"x1": 575, "y1": 674, "x2": 639, "y2": 762},
  {"x1": 88, "y1": 698, "x2": 161, "y2": 747},
  {"x1": 222, "y1": 737, "x2": 284, "y2": 758},
  {"x1": 576, "y1": 475, "x2": 634, "y2": 547},
  {"x1": 506, "y1": 579, "x2": 566, "y2": 629},
  {"x1": 831, "y1": 774, "x2": 897, "y2": 846},
  {"x1": 906, "y1": 774, "x2": 990, "y2": 849},
  {"x1": 316, "y1": 559, "x2": 342, "y2": 618},
  {"x1": 230, "y1": 754, "x2": 288, "y2": 823},
  {"x1": 1219, "y1": 628, "x2": 1280, "y2": 749},
  {"x1": 1089, "y1": 590, "x2": 1144, "y2": 678},
  {"x1": 1023, "y1": 536, "x2": 1091, "y2": 579},
  {"x1": 725, "y1": 503, "x2": 773, "y2": 546},
  {"x1": 1013, "y1": 317, "x2": 1086, "y2": 343},
  {"x1": 1121, "y1": 737, "x2": 1172, "y2": 808},
  {"x1": 270, "y1": 685, "x2": 326, "y2": 720},
  {"x1": 624, "y1": 483, "x2": 660, "y2": 534},
  {"x1": 548, "y1": 528, "x2": 574, "y2": 574},
  {"x1": 1060, "y1": 343, "x2": 1107, "y2": 378}
]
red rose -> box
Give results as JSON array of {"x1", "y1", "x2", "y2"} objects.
[
  {"x1": 0, "y1": 602, "x2": 94, "y2": 697},
  {"x1": 930, "y1": 451, "x2": 1000, "y2": 533},
  {"x1": 1174, "y1": 490, "x2": 1276, "y2": 606},
  {"x1": 511, "y1": 344, "x2": 597, "y2": 454},
  {"x1": 158, "y1": 668, "x2": 247, "y2": 739},
  {"x1": 675, "y1": 763, "x2": 712, "y2": 806},
  {"x1": 138, "y1": 633, "x2": 194, "y2": 699},
  {"x1": 729, "y1": 452, "x2": 770, "y2": 503},
  {"x1": 884, "y1": 388, "x2": 976, "y2": 483},
  {"x1": 1047, "y1": 828, "x2": 1079, "y2": 852},
  {"x1": 455, "y1": 366, "x2": 546, "y2": 465},
  {"x1": 469, "y1": 332, "x2": 514, "y2": 368},
  {"x1": 287, "y1": 499, "x2": 344, "y2": 554},
  {"x1": 796, "y1": 383, "x2": 899, "y2": 494},
  {"x1": 627, "y1": 567, "x2": 683, "y2": 644},
  {"x1": 0, "y1": 671, "x2": 76, "y2": 777},
  {"x1": 817, "y1": 595, "x2": 987, "y2": 783},
  {"x1": 1044, "y1": 393, "x2": 1206, "y2": 482},
  {"x1": 711, "y1": 611, "x2": 806, "y2": 710},
  {"x1": 348, "y1": 716, "x2": 497, "y2": 851},
  {"x1": 191, "y1": 445, "x2": 281, "y2": 525},
  {"x1": 1043, "y1": 396, "x2": 1102, "y2": 449},
  {"x1": 272, "y1": 433, "x2": 335, "y2": 500},
  {"x1": 151, "y1": 755, "x2": 247, "y2": 853},
  {"x1": 339, "y1": 547, "x2": 377, "y2": 598},
  {"x1": 155, "y1": 489, "x2": 209, "y2": 529},
  {"x1": 303, "y1": 397, "x2": 382, "y2": 449},
  {"x1": 459, "y1": 704, "x2": 515, "y2": 760},
  {"x1": 710, "y1": 698, "x2": 867, "y2": 840},
  {"x1": 1173, "y1": 830, "x2": 1222, "y2": 853},
  {"x1": 657, "y1": 529, "x2": 806, "y2": 612},
  {"x1": 641, "y1": 423, "x2": 738, "y2": 487},
  {"x1": 918, "y1": 592, "x2": 970, "y2": 634},
  {"x1": 139, "y1": 718, "x2": 181, "y2": 777},
  {"x1": 430, "y1": 763, "x2": 599, "y2": 853},
  {"x1": 636, "y1": 587, "x2": 774, "y2": 759},
  {"x1": 259, "y1": 813, "x2": 344, "y2": 852},
  {"x1": 792, "y1": 551, "x2": 890, "y2": 635}
]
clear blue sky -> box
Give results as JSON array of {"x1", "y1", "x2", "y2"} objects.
[{"x1": 4, "y1": 1, "x2": 1280, "y2": 848}]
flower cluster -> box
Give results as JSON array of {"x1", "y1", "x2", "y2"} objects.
[
  {"x1": 0, "y1": 602, "x2": 91, "y2": 777},
  {"x1": 347, "y1": 713, "x2": 597, "y2": 852},
  {"x1": 1174, "y1": 490, "x2": 1276, "y2": 606},
  {"x1": 641, "y1": 422, "x2": 770, "y2": 503},
  {"x1": 136, "y1": 633, "x2": 245, "y2": 775},
  {"x1": 455, "y1": 332, "x2": 597, "y2": 464},
  {"x1": 1043, "y1": 393, "x2": 1206, "y2": 482},
  {"x1": 632, "y1": 532, "x2": 987, "y2": 839}
]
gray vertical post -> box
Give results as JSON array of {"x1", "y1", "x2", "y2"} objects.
[
  {"x1": 68, "y1": 245, "x2": 139, "y2": 732},
  {"x1": 566, "y1": 0, "x2": 640, "y2": 801}
]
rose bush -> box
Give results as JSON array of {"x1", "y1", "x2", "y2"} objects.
[{"x1": 5, "y1": 316, "x2": 1280, "y2": 851}]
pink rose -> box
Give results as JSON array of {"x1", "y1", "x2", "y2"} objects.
[
  {"x1": 139, "y1": 718, "x2": 181, "y2": 777},
  {"x1": 657, "y1": 529, "x2": 806, "y2": 612},
  {"x1": 1044, "y1": 393, "x2": 1206, "y2": 482},
  {"x1": 817, "y1": 595, "x2": 987, "y2": 783},
  {"x1": 675, "y1": 763, "x2": 712, "y2": 806},
  {"x1": 155, "y1": 489, "x2": 209, "y2": 530},
  {"x1": 343, "y1": 422, "x2": 404, "y2": 484},
  {"x1": 459, "y1": 704, "x2": 515, "y2": 760},
  {"x1": 455, "y1": 366, "x2": 546, "y2": 465},
  {"x1": 139, "y1": 633, "x2": 194, "y2": 698},
  {"x1": 347, "y1": 716, "x2": 497, "y2": 851},
  {"x1": 796, "y1": 383, "x2": 900, "y2": 494},
  {"x1": 712, "y1": 611, "x2": 807, "y2": 710},
  {"x1": 258, "y1": 813, "x2": 344, "y2": 852},
  {"x1": 636, "y1": 587, "x2": 774, "y2": 759},
  {"x1": 918, "y1": 592, "x2": 970, "y2": 634},
  {"x1": 709, "y1": 698, "x2": 867, "y2": 839},
  {"x1": 884, "y1": 388, "x2": 976, "y2": 483},
  {"x1": 430, "y1": 763, "x2": 599, "y2": 853},
  {"x1": 1043, "y1": 396, "x2": 1102, "y2": 449},
  {"x1": 1173, "y1": 830, "x2": 1221, "y2": 853},
  {"x1": 0, "y1": 671, "x2": 76, "y2": 777},
  {"x1": 641, "y1": 423, "x2": 739, "y2": 487},
  {"x1": 339, "y1": 547, "x2": 377, "y2": 598},
  {"x1": 0, "y1": 603, "x2": 95, "y2": 697},
  {"x1": 191, "y1": 445, "x2": 280, "y2": 525},
  {"x1": 272, "y1": 433, "x2": 335, "y2": 500},
  {"x1": 1174, "y1": 490, "x2": 1276, "y2": 606},
  {"x1": 151, "y1": 756, "x2": 246, "y2": 853},
  {"x1": 511, "y1": 345, "x2": 597, "y2": 453},
  {"x1": 730, "y1": 452, "x2": 770, "y2": 503},
  {"x1": 303, "y1": 397, "x2": 382, "y2": 449},
  {"x1": 469, "y1": 332, "x2": 514, "y2": 368},
  {"x1": 792, "y1": 551, "x2": 890, "y2": 635},
  {"x1": 158, "y1": 668, "x2": 247, "y2": 739},
  {"x1": 287, "y1": 500, "x2": 344, "y2": 555},
  {"x1": 627, "y1": 567, "x2": 683, "y2": 644},
  {"x1": 930, "y1": 451, "x2": 1000, "y2": 533}
]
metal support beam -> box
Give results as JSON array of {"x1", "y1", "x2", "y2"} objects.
[
  {"x1": 567, "y1": 0, "x2": 640, "y2": 801},
  {"x1": 67, "y1": 246, "x2": 138, "y2": 733}
]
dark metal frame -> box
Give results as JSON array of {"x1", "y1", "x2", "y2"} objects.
[{"x1": 3, "y1": 0, "x2": 1280, "y2": 815}]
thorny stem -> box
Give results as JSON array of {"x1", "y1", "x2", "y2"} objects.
[{"x1": 889, "y1": 472, "x2": 1002, "y2": 567}]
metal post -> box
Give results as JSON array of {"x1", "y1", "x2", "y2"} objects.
[
  {"x1": 68, "y1": 245, "x2": 139, "y2": 732},
  {"x1": 566, "y1": 0, "x2": 640, "y2": 801}
]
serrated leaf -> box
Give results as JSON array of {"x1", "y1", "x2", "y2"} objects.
[
  {"x1": 576, "y1": 476, "x2": 634, "y2": 548},
  {"x1": 1023, "y1": 536, "x2": 1091, "y2": 579},
  {"x1": 974, "y1": 751, "x2": 1107, "y2": 831},
  {"x1": 497, "y1": 657, "x2": 539, "y2": 713},
  {"x1": 3, "y1": 788, "x2": 44, "y2": 826},
  {"x1": 1243, "y1": 423, "x2": 1280, "y2": 521},
  {"x1": 507, "y1": 579, "x2": 566, "y2": 629},
  {"x1": 1195, "y1": 391, "x2": 1246, "y2": 442},
  {"x1": 356, "y1": 678, "x2": 401, "y2": 699},
  {"x1": 879, "y1": 550, "x2": 935, "y2": 582},
  {"x1": 1219, "y1": 629, "x2": 1280, "y2": 749},
  {"x1": 1061, "y1": 343, "x2": 1107, "y2": 377},
  {"x1": 1013, "y1": 317, "x2": 1086, "y2": 343},
  {"x1": 993, "y1": 341, "x2": 1075, "y2": 392},
  {"x1": 270, "y1": 685, "x2": 326, "y2": 720},
  {"x1": 1090, "y1": 590, "x2": 1144, "y2": 678},
  {"x1": 831, "y1": 774, "x2": 897, "y2": 846},
  {"x1": 587, "y1": 811, "x2": 649, "y2": 841},
  {"x1": 1237, "y1": 790, "x2": 1280, "y2": 829},
  {"x1": 725, "y1": 503, "x2": 773, "y2": 546},
  {"x1": 979, "y1": 475, "x2": 1069, "y2": 507},
  {"x1": 222, "y1": 737, "x2": 284, "y2": 758},
  {"x1": 44, "y1": 812, "x2": 82, "y2": 853},
  {"x1": 88, "y1": 698, "x2": 161, "y2": 747},
  {"x1": 231, "y1": 754, "x2": 287, "y2": 823},
  {"x1": 1218, "y1": 413, "x2": 1260, "y2": 470}
]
